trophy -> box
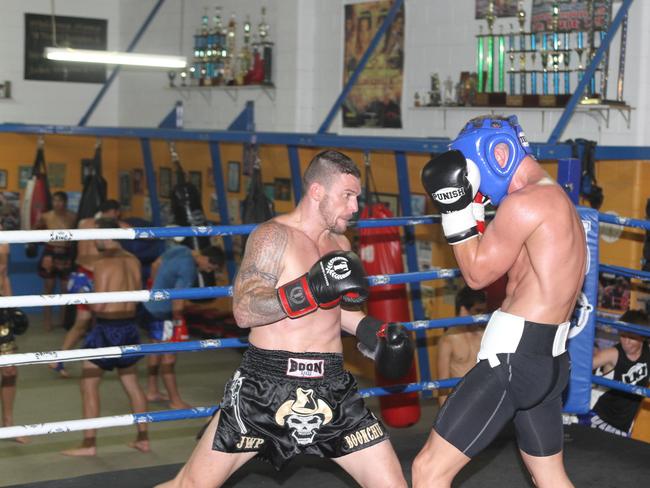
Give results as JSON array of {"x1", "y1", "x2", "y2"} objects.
[
  {"x1": 599, "y1": 0, "x2": 611, "y2": 102},
  {"x1": 530, "y1": 32, "x2": 537, "y2": 95},
  {"x1": 429, "y1": 73, "x2": 441, "y2": 106},
  {"x1": 220, "y1": 14, "x2": 237, "y2": 85},
  {"x1": 475, "y1": 1, "x2": 506, "y2": 106},
  {"x1": 575, "y1": 30, "x2": 585, "y2": 84},
  {"x1": 211, "y1": 6, "x2": 225, "y2": 84},
  {"x1": 586, "y1": 0, "x2": 598, "y2": 100},
  {"x1": 517, "y1": 3, "x2": 526, "y2": 96},
  {"x1": 259, "y1": 6, "x2": 274, "y2": 85},
  {"x1": 540, "y1": 33, "x2": 550, "y2": 96},
  {"x1": 508, "y1": 25, "x2": 516, "y2": 96},
  {"x1": 563, "y1": 31, "x2": 571, "y2": 95},
  {"x1": 551, "y1": 2, "x2": 560, "y2": 96},
  {"x1": 477, "y1": 25, "x2": 484, "y2": 93},
  {"x1": 616, "y1": 12, "x2": 628, "y2": 103},
  {"x1": 498, "y1": 26, "x2": 505, "y2": 93},
  {"x1": 485, "y1": 3, "x2": 495, "y2": 93}
]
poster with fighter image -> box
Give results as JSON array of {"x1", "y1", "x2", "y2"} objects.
[
  {"x1": 531, "y1": 0, "x2": 610, "y2": 32},
  {"x1": 343, "y1": 1, "x2": 404, "y2": 128}
]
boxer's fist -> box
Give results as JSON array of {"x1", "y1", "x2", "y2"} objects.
[
  {"x1": 422, "y1": 150, "x2": 480, "y2": 245},
  {"x1": 356, "y1": 316, "x2": 414, "y2": 380},
  {"x1": 277, "y1": 251, "x2": 368, "y2": 318}
]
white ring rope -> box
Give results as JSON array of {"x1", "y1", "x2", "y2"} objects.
[{"x1": 0, "y1": 290, "x2": 152, "y2": 308}]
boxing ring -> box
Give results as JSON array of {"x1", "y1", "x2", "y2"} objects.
[{"x1": 0, "y1": 207, "x2": 649, "y2": 487}]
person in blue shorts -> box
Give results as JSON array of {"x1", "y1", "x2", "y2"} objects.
[{"x1": 62, "y1": 218, "x2": 149, "y2": 457}]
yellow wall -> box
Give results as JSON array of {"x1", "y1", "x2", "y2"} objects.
[{"x1": 0, "y1": 134, "x2": 119, "y2": 200}]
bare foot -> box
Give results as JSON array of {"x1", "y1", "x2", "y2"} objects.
[
  {"x1": 146, "y1": 392, "x2": 170, "y2": 403},
  {"x1": 48, "y1": 363, "x2": 70, "y2": 378},
  {"x1": 61, "y1": 446, "x2": 97, "y2": 457},
  {"x1": 168, "y1": 400, "x2": 192, "y2": 410},
  {"x1": 128, "y1": 439, "x2": 150, "y2": 453},
  {"x1": 13, "y1": 436, "x2": 30, "y2": 444}
]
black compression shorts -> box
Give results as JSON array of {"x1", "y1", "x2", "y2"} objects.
[
  {"x1": 434, "y1": 320, "x2": 571, "y2": 458},
  {"x1": 212, "y1": 345, "x2": 389, "y2": 470}
]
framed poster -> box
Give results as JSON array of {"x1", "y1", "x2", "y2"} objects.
[
  {"x1": 47, "y1": 163, "x2": 66, "y2": 188},
  {"x1": 227, "y1": 161, "x2": 241, "y2": 193},
  {"x1": 274, "y1": 178, "x2": 291, "y2": 201},
  {"x1": 19, "y1": 166, "x2": 32, "y2": 189},
  {"x1": 343, "y1": 1, "x2": 404, "y2": 128},
  {"x1": 24, "y1": 14, "x2": 107, "y2": 83},
  {"x1": 159, "y1": 167, "x2": 172, "y2": 199},
  {"x1": 410, "y1": 193, "x2": 427, "y2": 216},
  {"x1": 132, "y1": 169, "x2": 144, "y2": 194}
]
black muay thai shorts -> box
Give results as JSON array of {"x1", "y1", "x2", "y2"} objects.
[{"x1": 213, "y1": 345, "x2": 389, "y2": 469}]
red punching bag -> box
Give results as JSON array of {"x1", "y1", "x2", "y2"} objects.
[{"x1": 359, "y1": 203, "x2": 420, "y2": 428}]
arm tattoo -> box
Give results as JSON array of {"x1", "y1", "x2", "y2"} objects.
[{"x1": 233, "y1": 222, "x2": 289, "y2": 327}]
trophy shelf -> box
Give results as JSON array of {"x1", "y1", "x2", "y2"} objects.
[
  {"x1": 410, "y1": 103, "x2": 633, "y2": 131},
  {"x1": 168, "y1": 83, "x2": 276, "y2": 101}
]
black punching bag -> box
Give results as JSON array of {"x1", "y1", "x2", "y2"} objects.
[
  {"x1": 169, "y1": 156, "x2": 215, "y2": 290},
  {"x1": 241, "y1": 161, "x2": 274, "y2": 237},
  {"x1": 77, "y1": 144, "x2": 107, "y2": 223}
]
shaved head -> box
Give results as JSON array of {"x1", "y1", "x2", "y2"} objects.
[{"x1": 302, "y1": 150, "x2": 361, "y2": 192}]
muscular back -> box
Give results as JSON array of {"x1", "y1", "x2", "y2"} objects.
[
  {"x1": 233, "y1": 216, "x2": 350, "y2": 353},
  {"x1": 457, "y1": 178, "x2": 586, "y2": 324},
  {"x1": 92, "y1": 250, "x2": 141, "y2": 319}
]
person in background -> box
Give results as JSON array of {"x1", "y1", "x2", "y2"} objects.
[
  {"x1": 579, "y1": 309, "x2": 650, "y2": 436},
  {"x1": 62, "y1": 218, "x2": 148, "y2": 456},
  {"x1": 0, "y1": 225, "x2": 29, "y2": 443},
  {"x1": 35, "y1": 191, "x2": 77, "y2": 331},
  {"x1": 143, "y1": 245, "x2": 224, "y2": 408},
  {"x1": 50, "y1": 199, "x2": 127, "y2": 377},
  {"x1": 437, "y1": 286, "x2": 487, "y2": 406}
]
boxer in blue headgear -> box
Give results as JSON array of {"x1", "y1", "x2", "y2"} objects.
[{"x1": 449, "y1": 115, "x2": 533, "y2": 205}]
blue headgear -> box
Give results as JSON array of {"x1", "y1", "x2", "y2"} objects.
[{"x1": 449, "y1": 115, "x2": 533, "y2": 205}]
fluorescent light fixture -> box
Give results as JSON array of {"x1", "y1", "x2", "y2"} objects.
[{"x1": 45, "y1": 47, "x2": 187, "y2": 69}]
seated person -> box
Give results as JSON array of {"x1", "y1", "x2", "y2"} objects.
[
  {"x1": 578, "y1": 309, "x2": 650, "y2": 436},
  {"x1": 437, "y1": 286, "x2": 487, "y2": 406}
]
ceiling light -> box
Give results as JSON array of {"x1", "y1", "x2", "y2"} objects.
[{"x1": 45, "y1": 47, "x2": 187, "y2": 69}]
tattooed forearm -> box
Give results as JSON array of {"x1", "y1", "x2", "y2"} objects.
[{"x1": 233, "y1": 222, "x2": 289, "y2": 327}]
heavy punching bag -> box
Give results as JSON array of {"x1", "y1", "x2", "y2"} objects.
[
  {"x1": 77, "y1": 143, "x2": 107, "y2": 223},
  {"x1": 21, "y1": 139, "x2": 52, "y2": 257},
  {"x1": 241, "y1": 159, "x2": 274, "y2": 246},
  {"x1": 359, "y1": 202, "x2": 421, "y2": 428},
  {"x1": 169, "y1": 150, "x2": 214, "y2": 289}
]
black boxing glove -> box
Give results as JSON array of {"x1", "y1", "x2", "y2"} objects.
[
  {"x1": 421, "y1": 150, "x2": 480, "y2": 245},
  {"x1": 7, "y1": 309, "x2": 29, "y2": 335},
  {"x1": 356, "y1": 316, "x2": 414, "y2": 380},
  {"x1": 277, "y1": 251, "x2": 368, "y2": 319}
]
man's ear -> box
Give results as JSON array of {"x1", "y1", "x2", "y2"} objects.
[
  {"x1": 308, "y1": 182, "x2": 324, "y2": 202},
  {"x1": 493, "y1": 143, "x2": 510, "y2": 168}
]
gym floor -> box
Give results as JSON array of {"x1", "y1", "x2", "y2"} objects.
[{"x1": 3, "y1": 314, "x2": 650, "y2": 487}]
